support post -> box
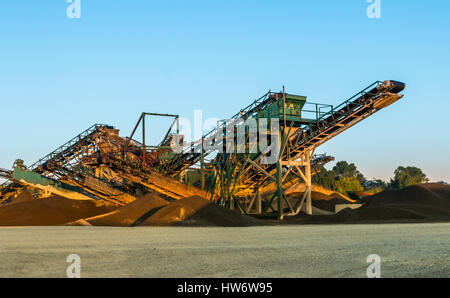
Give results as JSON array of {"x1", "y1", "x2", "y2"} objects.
[
  {"x1": 256, "y1": 189, "x2": 262, "y2": 214},
  {"x1": 305, "y1": 151, "x2": 312, "y2": 215},
  {"x1": 179, "y1": 169, "x2": 185, "y2": 183},
  {"x1": 276, "y1": 131, "x2": 284, "y2": 220},
  {"x1": 277, "y1": 160, "x2": 283, "y2": 220},
  {"x1": 142, "y1": 115, "x2": 146, "y2": 163},
  {"x1": 201, "y1": 137, "x2": 205, "y2": 191}
]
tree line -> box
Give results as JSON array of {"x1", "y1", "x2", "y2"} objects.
[
  {"x1": 312, "y1": 161, "x2": 436, "y2": 194},
  {"x1": 182, "y1": 160, "x2": 443, "y2": 195}
]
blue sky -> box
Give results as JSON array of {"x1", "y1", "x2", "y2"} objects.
[{"x1": 1, "y1": 0, "x2": 449, "y2": 182}]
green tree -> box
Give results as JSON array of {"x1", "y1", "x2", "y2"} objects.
[
  {"x1": 335, "y1": 176, "x2": 364, "y2": 195},
  {"x1": 389, "y1": 166, "x2": 429, "y2": 189},
  {"x1": 312, "y1": 168, "x2": 337, "y2": 190},
  {"x1": 363, "y1": 178, "x2": 387, "y2": 191},
  {"x1": 312, "y1": 160, "x2": 366, "y2": 191},
  {"x1": 332, "y1": 161, "x2": 365, "y2": 183}
]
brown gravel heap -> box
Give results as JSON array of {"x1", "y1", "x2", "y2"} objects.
[
  {"x1": 67, "y1": 193, "x2": 169, "y2": 226},
  {"x1": 356, "y1": 183, "x2": 450, "y2": 220},
  {"x1": 0, "y1": 192, "x2": 118, "y2": 226},
  {"x1": 287, "y1": 183, "x2": 450, "y2": 223},
  {"x1": 139, "y1": 196, "x2": 261, "y2": 227}
]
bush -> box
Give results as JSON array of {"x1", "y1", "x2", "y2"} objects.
[{"x1": 335, "y1": 176, "x2": 364, "y2": 195}]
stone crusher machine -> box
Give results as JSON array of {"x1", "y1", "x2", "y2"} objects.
[{"x1": 0, "y1": 80, "x2": 405, "y2": 219}]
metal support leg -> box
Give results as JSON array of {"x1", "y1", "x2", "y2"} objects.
[
  {"x1": 256, "y1": 190, "x2": 262, "y2": 214},
  {"x1": 305, "y1": 151, "x2": 312, "y2": 215},
  {"x1": 277, "y1": 160, "x2": 284, "y2": 220}
]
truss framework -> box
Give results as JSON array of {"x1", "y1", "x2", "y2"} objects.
[{"x1": 1, "y1": 80, "x2": 405, "y2": 221}]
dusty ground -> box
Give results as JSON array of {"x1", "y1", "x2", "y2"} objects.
[{"x1": 0, "y1": 223, "x2": 448, "y2": 278}]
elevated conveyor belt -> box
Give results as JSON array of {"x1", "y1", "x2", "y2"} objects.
[
  {"x1": 1, "y1": 123, "x2": 210, "y2": 203},
  {"x1": 30, "y1": 124, "x2": 112, "y2": 174},
  {"x1": 211, "y1": 80, "x2": 405, "y2": 199},
  {"x1": 160, "y1": 80, "x2": 404, "y2": 188},
  {"x1": 0, "y1": 125, "x2": 118, "y2": 203},
  {"x1": 286, "y1": 80, "x2": 405, "y2": 159},
  {"x1": 159, "y1": 91, "x2": 281, "y2": 176},
  {"x1": 0, "y1": 168, "x2": 11, "y2": 180},
  {"x1": 100, "y1": 152, "x2": 211, "y2": 200}
]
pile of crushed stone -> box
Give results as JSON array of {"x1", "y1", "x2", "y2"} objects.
[
  {"x1": 285, "y1": 184, "x2": 353, "y2": 201},
  {"x1": 139, "y1": 196, "x2": 261, "y2": 227},
  {"x1": 0, "y1": 191, "x2": 261, "y2": 227},
  {"x1": 0, "y1": 191, "x2": 118, "y2": 226},
  {"x1": 68, "y1": 195, "x2": 261, "y2": 227},
  {"x1": 6, "y1": 184, "x2": 444, "y2": 226},
  {"x1": 356, "y1": 183, "x2": 450, "y2": 220},
  {"x1": 287, "y1": 183, "x2": 450, "y2": 223},
  {"x1": 66, "y1": 193, "x2": 169, "y2": 226}
]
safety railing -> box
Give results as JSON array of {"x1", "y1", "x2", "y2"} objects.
[{"x1": 29, "y1": 124, "x2": 109, "y2": 170}]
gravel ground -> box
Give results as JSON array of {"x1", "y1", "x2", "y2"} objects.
[{"x1": 0, "y1": 223, "x2": 448, "y2": 278}]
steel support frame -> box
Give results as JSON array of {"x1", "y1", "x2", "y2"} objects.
[
  {"x1": 273, "y1": 128, "x2": 313, "y2": 219},
  {"x1": 211, "y1": 94, "x2": 317, "y2": 220},
  {"x1": 126, "y1": 112, "x2": 180, "y2": 162}
]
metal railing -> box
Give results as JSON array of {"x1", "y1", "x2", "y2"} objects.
[{"x1": 29, "y1": 124, "x2": 109, "y2": 170}]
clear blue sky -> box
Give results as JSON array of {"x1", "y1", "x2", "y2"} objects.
[{"x1": 1, "y1": 0, "x2": 449, "y2": 182}]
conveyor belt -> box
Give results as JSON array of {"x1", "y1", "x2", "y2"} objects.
[
  {"x1": 213, "y1": 80, "x2": 405, "y2": 195},
  {"x1": 0, "y1": 168, "x2": 11, "y2": 179}
]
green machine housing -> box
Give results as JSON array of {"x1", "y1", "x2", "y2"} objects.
[{"x1": 257, "y1": 93, "x2": 308, "y2": 125}]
